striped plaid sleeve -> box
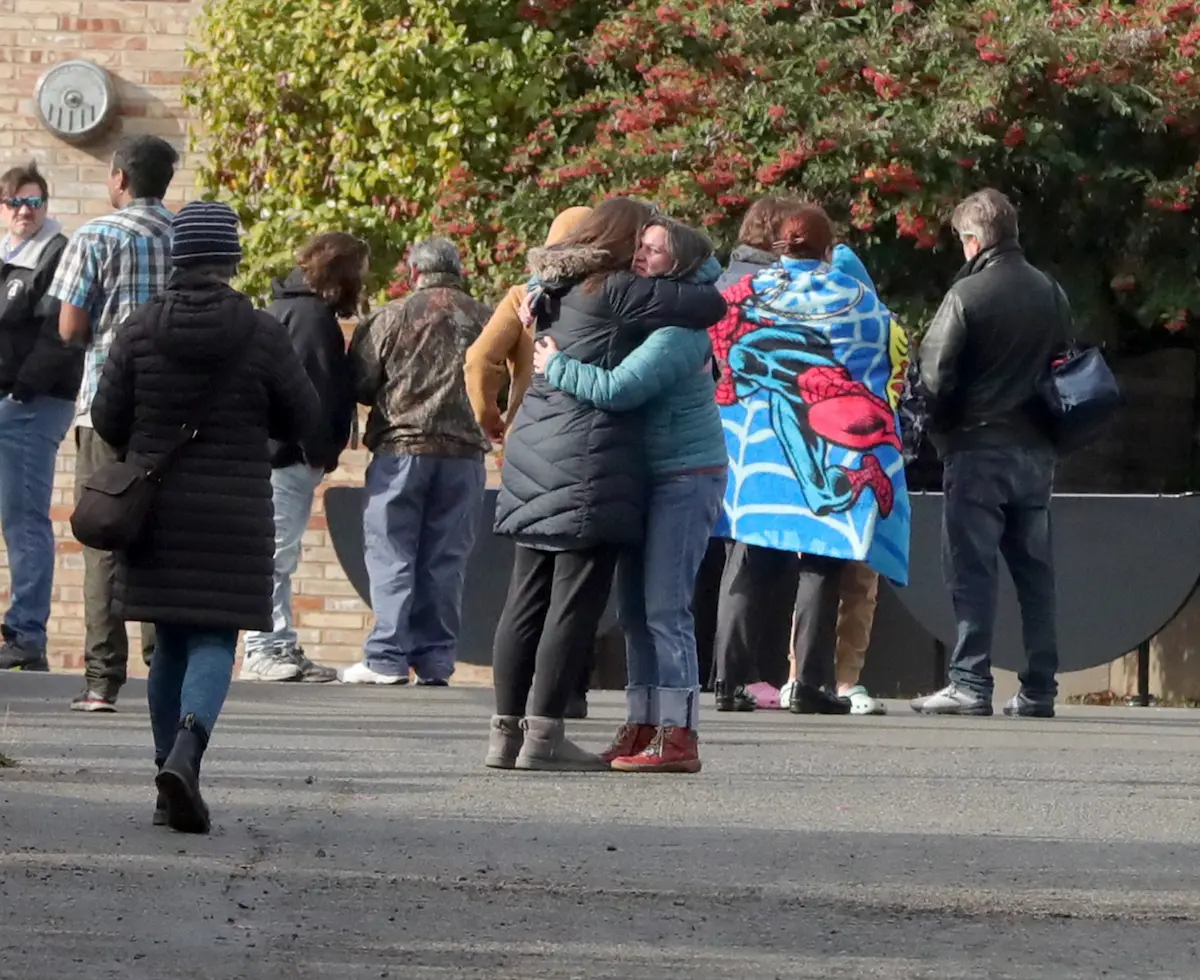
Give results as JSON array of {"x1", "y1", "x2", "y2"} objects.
[{"x1": 47, "y1": 228, "x2": 103, "y2": 313}]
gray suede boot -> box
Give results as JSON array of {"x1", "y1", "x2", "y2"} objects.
[
  {"x1": 514, "y1": 716, "x2": 609, "y2": 772},
  {"x1": 485, "y1": 715, "x2": 524, "y2": 769}
]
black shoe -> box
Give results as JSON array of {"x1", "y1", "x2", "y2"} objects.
[
  {"x1": 416, "y1": 677, "x2": 449, "y2": 687},
  {"x1": 789, "y1": 684, "x2": 852, "y2": 715},
  {"x1": 294, "y1": 650, "x2": 338, "y2": 683},
  {"x1": 0, "y1": 636, "x2": 49, "y2": 672},
  {"x1": 70, "y1": 690, "x2": 117, "y2": 712},
  {"x1": 155, "y1": 714, "x2": 211, "y2": 834},
  {"x1": 152, "y1": 757, "x2": 169, "y2": 826},
  {"x1": 1002, "y1": 691, "x2": 1055, "y2": 718},
  {"x1": 563, "y1": 694, "x2": 588, "y2": 720},
  {"x1": 714, "y1": 682, "x2": 756, "y2": 712}
]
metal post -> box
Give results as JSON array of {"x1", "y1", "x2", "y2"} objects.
[{"x1": 1135, "y1": 639, "x2": 1151, "y2": 707}]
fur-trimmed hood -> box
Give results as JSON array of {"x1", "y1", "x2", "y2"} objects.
[{"x1": 527, "y1": 243, "x2": 612, "y2": 287}]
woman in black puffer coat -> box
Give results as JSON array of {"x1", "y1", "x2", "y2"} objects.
[
  {"x1": 90, "y1": 201, "x2": 318, "y2": 835},
  {"x1": 489, "y1": 198, "x2": 726, "y2": 772}
]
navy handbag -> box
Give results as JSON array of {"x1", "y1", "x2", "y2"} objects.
[{"x1": 1035, "y1": 275, "x2": 1123, "y2": 455}]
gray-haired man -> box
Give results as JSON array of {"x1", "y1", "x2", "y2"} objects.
[
  {"x1": 344, "y1": 238, "x2": 490, "y2": 685},
  {"x1": 912, "y1": 188, "x2": 1068, "y2": 719}
]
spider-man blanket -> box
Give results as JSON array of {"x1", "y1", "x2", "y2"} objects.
[{"x1": 710, "y1": 256, "x2": 911, "y2": 585}]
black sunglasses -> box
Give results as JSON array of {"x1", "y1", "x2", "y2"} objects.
[{"x1": 4, "y1": 196, "x2": 46, "y2": 210}]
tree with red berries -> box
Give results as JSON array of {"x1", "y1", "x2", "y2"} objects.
[
  {"x1": 191, "y1": 0, "x2": 1200, "y2": 339},
  {"x1": 478, "y1": 0, "x2": 1200, "y2": 339}
]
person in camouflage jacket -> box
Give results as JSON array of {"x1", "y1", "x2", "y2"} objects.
[{"x1": 344, "y1": 238, "x2": 490, "y2": 686}]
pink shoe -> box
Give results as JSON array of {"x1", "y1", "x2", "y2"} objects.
[{"x1": 745, "y1": 682, "x2": 782, "y2": 710}]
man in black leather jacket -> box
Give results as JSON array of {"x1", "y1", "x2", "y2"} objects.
[{"x1": 911, "y1": 188, "x2": 1067, "y2": 719}]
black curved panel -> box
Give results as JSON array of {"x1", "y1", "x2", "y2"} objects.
[
  {"x1": 325, "y1": 486, "x2": 618, "y2": 667},
  {"x1": 898, "y1": 493, "x2": 1200, "y2": 673}
]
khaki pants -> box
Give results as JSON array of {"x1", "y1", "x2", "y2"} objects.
[
  {"x1": 788, "y1": 560, "x2": 880, "y2": 690},
  {"x1": 75, "y1": 427, "x2": 154, "y2": 697}
]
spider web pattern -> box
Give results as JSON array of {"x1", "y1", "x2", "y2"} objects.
[{"x1": 712, "y1": 261, "x2": 911, "y2": 586}]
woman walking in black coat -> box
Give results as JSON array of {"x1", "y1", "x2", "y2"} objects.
[
  {"x1": 488, "y1": 198, "x2": 727, "y2": 771},
  {"x1": 90, "y1": 202, "x2": 319, "y2": 833}
]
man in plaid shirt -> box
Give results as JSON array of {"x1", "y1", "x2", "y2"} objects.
[{"x1": 51, "y1": 135, "x2": 177, "y2": 713}]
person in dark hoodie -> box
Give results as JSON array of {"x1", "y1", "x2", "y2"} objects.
[
  {"x1": 91, "y1": 201, "x2": 319, "y2": 834},
  {"x1": 0, "y1": 162, "x2": 81, "y2": 671},
  {"x1": 241, "y1": 232, "x2": 366, "y2": 683}
]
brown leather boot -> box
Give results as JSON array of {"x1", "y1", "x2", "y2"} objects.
[
  {"x1": 610, "y1": 726, "x2": 702, "y2": 774},
  {"x1": 599, "y1": 723, "x2": 656, "y2": 765}
]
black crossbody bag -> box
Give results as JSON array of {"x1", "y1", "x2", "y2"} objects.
[{"x1": 71, "y1": 345, "x2": 247, "y2": 553}]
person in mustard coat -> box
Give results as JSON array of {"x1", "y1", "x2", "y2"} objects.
[{"x1": 463, "y1": 206, "x2": 593, "y2": 441}]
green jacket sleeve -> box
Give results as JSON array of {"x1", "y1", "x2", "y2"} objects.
[{"x1": 543, "y1": 327, "x2": 711, "y2": 412}]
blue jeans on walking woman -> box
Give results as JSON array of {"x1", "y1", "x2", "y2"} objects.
[
  {"x1": 0, "y1": 395, "x2": 74, "y2": 654},
  {"x1": 149, "y1": 625, "x2": 237, "y2": 762},
  {"x1": 617, "y1": 469, "x2": 727, "y2": 730}
]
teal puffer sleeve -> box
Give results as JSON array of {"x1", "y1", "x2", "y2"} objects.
[{"x1": 544, "y1": 326, "x2": 710, "y2": 412}]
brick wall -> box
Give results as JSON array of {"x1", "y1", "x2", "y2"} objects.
[{"x1": 0, "y1": 0, "x2": 464, "y2": 675}]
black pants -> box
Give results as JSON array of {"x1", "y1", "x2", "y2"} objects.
[
  {"x1": 942, "y1": 447, "x2": 1058, "y2": 698},
  {"x1": 692, "y1": 538, "x2": 729, "y2": 691},
  {"x1": 492, "y1": 544, "x2": 618, "y2": 718},
  {"x1": 714, "y1": 542, "x2": 843, "y2": 691}
]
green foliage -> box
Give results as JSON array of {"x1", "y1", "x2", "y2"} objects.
[
  {"x1": 189, "y1": 0, "x2": 1200, "y2": 339},
  {"x1": 184, "y1": 0, "x2": 604, "y2": 300}
]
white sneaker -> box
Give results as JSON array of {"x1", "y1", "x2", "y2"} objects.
[
  {"x1": 910, "y1": 683, "x2": 993, "y2": 716},
  {"x1": 339, "y1": 661, "x2": 407, "y2": 685},
  {"x1": 843, "y1": 684, "x2": 887, "y2": 716},
  {"x1": 779, "y1": 680, "x2": 797, "y2": 710},
  {"x1": 240, "y1": 650, "x2": 301, "y2": 682}
]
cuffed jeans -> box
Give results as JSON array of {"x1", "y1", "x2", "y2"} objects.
[
  {"x1": 942, "y1": 447, "x2": 1058, "y2": 699},
  {"x1": 148, "y1": 624, "x2": 237, "y2": 763},
  {"x1": 244, "y1": 464, "x2": 324, "y2": 657},
  {"x1": 363, "y1": 453, "x2": 485, "y2": 681},
  {"x1": 619, "y1": 469, "x2": 727, "y2": 730},
  {"x1": 0, "y1": 395, "x2": 74, "y2": 651}
]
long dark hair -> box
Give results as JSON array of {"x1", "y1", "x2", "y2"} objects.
[
  {"x1": 556, "y1": 197, "x2": 656, "y2": 292},
  {"x1": 296, "y1": 232, "x2": 370, "y2": 317}
]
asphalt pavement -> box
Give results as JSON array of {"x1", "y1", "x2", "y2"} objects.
[{"x1": 3, "y1": 672, "x2": 1200, "y2": 979}]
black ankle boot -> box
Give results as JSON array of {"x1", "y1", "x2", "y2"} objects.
[
  {"x1": 153, "y1": 757, "x2": 168, "y2": 826},
  {"x1": 155, "y1": 714, "x2": 211, "y2": 834},
  {"x1": 714, "y1": 682, "x2": 756, "y2": 713}
]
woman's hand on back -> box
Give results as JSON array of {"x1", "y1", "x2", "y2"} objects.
[
  {"x1": 532, "y1": 336, "x2": 559, "y2": 374},
  {"x1": 518, "y1": 287, "x2": 542, "y2": 328}
]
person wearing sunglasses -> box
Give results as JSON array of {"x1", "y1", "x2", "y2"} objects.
[{"x1": 0, "y1": 162, "x2": 81, "y2": 672}]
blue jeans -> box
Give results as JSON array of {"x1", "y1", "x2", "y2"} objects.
[
  {"x1": 0, "y1": 395, "x2": 74, "y2": 650},
  {"x1": 617, "y1": 469, "x2": 727, "y2": 729},
  {"x1": 244, "y1": 464, "x2": 324, "y2": 656},
  {"x1": 942, "y1": 447, "x2": 1058, "y2": 699},
  {"x1": 363, "y1": 453, "x2": 485, "y2": 681},
  {"x1": 148, "y1": 624, "x2": 237, "y2": 763}
]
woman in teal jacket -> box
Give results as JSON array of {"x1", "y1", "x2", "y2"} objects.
[{"x1": 532, "y1": 217, "x2": 726, "y2": 774}]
